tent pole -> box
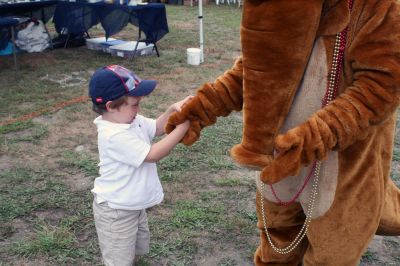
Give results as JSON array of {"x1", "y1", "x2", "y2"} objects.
[{"x1": 199, "y1": 0, "x2": 204, "y2": 63}]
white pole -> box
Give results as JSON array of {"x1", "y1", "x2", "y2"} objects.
[{"x1": 199, "y1": 0, "x2": 204, "y2": 63}]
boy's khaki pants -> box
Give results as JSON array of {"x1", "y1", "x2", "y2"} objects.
[{"x1": 93, "y1": 200, "x2": 150, "y2": 266}]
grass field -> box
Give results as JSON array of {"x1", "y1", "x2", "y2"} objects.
[{"x1": 0, "y1": 4, "x2": 399, "y2": 266}]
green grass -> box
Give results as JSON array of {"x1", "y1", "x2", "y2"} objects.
[
  {"x1": 392, "y1": 172, "x2": 400, "y2": 182},
  {"x1": 218, "y1": 257, "x2": 238, "y2": 266},
  {"x1": 360, "y1": 250, "x2": 379, "y2": 263},
  {"x1": 0, "y1": 224, "x2": 15, "y2": 242},
  {"x1": 393, "y1": 148, "x2": 400, "y2": 161},
  {"x1": 60, "y1": 150, "x2": 99, "y2": 176},
  {"x1": 0, "y1": 166, "x2": 98, "y2": 263},
  {"x1": 213, "y1": 177, "x2": 253, "y2": 187},
  {"x1": 11, "y1": 222, "x2": 75, "y2": 256},
  {"x1": 159, "y1": 116, "x2": 242, "y2": 173},
  {"x1": 0, "y1": 120, "x2": 48, "y2": 147},
  {"x1": 0, "y1": 120, "x2": 35, "y2": 134},
  {"x1": 0, "y1": 168, "x2": 69, "y2": 222},
  {"x1": 148, "y1": 236, "x2": 197, "y2": 263},
  {"x1": 11, "y1": 220, "x2": 94, "y2": 264},
  {"x1": 171, "y1": 200, "x2": 225, "y2": 229}
]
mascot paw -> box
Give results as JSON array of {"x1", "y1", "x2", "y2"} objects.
[
  {"x1": 166, "y1": 112, "x2": 203, "y2": 146},
  {"x1": 181, "y1": 120, "x2": 202, "y2": 145},
  {"x1": 166, "y1": 112, "x2": 186, "y2": 134},
  {"x1": 260, "y1": 131, "x2": 304, "y2": 184},
  {"x1": 165, "y1": 123, "x2": 176, "y2": 135},
  {"x1": 260, "y1": 155, "x2": 302, "y2": 184}
]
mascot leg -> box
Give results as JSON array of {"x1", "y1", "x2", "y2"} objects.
[
  {"x1": 303, "y1": 190, "x2": 382, "y2": 264},
  {"x1": 303, "y1": 212, "x2": 377, "y2": 265},
  {"x1": 377, "y1": 179, "x2": 400, "y2": 235},
  {"x1": 254, "y1": 177, "x2": 400, "y2": 265},
  {"x1": 254, "y1": 192, "x2": 308, "y2": 265}
]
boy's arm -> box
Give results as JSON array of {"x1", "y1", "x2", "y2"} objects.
[
  {"x1": 145, "y1": 121, "x2": 190, "y2": 163},
  {"x1": 155, "y1": 96, "x2": 193, "y2": 136},
  {"x1": 155, "y1": 108, "x2": 174, "y2": 137},
  {"x1": 165, "y1": 57, "x2": 244, "y2": 145}
]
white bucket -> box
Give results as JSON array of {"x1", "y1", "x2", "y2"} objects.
[{"x1": 187, "y1": 48, "x2": 201, "y2": 66}]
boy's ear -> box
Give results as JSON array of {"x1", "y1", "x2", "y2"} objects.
[{"x1": 105, "y1": 101, "x2": 113, "y2": 112}]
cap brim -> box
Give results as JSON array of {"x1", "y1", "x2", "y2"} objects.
[{"x1": 128, "y1": 80, "x2": 157, "y2": 97}]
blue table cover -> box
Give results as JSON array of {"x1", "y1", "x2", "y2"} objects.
[
  {"x1": 0, "y1": 1, "x2": 57, "y2": 50},
  {"x1": 0, "y1": 1, "x2": 168, "y2": 51},
  {"x1": 0, "y1": 1, "x2": 58, "y2": 23},
  {"x1": 53, "y1": 2, "x2": 169, "y2": 43},
  {"x1": 0, "y1": 16, "x2": 19, "y2": 50}
]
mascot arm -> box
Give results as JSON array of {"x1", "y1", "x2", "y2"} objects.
[
  {"x1": 261, "y1": 4, "x2": 400, "y2": 184},
  {"x1": 165, "y1": 57, "x2": 244, "y2": 145}
]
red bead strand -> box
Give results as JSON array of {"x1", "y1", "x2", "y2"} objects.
[{"x1": 268, "y1": 0, "x2": 353, "y2": 206}]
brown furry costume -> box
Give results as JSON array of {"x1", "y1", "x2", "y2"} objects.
[{"x1": 166, "y1": 0, "x2": 400, "y2": 264}]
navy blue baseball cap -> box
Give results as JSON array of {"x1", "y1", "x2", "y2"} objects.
[{"x1": 89, "y1": 65, "x2": 157, "y2": 105}]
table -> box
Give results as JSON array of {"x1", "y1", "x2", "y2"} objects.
[
  {"x1": 0, "y1": 1, "x2": 58, "y2": 23},
  {"x1": 0, "y1": 1, "x2": 169, "y2": 57},
  {"x1": 53, "y1": 2, "x2": 169, "y2": 56},
  {"x1": 0, "y1": 1, "x2": 56, "y2": 51}
]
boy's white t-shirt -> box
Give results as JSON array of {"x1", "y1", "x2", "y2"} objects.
[{"x1": 91, "y1": 114, "x2": 164, "y2": 210}]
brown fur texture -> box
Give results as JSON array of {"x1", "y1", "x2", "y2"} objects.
[{"x1": 166, "y1": 0, "x2": 400, "y2": 264}]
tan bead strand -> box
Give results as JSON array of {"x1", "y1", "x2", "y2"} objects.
[
  {"x1": 260, "y1": 161, "x2": 321, "y2": 254},
  {"x1": 259, "y1": 24, "x2": 346, "y2": 255}
]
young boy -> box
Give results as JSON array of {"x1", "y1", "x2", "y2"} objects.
[{"x1": 88, "y1": 65, "x2": 190, "y2": 266}]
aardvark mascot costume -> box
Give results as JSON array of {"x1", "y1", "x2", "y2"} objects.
[{"x1": 167, "y1": 0, "x2": 400, "y2": 265}]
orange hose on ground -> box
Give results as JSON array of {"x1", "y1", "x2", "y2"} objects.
[{"x1": 0, "y1": 95, "x2": 89, "y2": 127}]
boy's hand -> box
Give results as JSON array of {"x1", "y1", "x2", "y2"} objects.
[
  {"x1": 175, "y1": 120, "x2": 190, "y2": 131},
  {"x1": 170, "y1": 96, "x2": 194, "y2": 113},
  {"x1": 166, "y1": 116, "x2": 202, "y2": 145}
]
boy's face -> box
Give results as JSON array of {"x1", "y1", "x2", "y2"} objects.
[{"x1": 110, "y1": 96, "x2": 141, "y2": 124}]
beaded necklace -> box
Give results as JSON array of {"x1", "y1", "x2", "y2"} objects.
[{"x1": 260, "y1": 0, "x2": 353, "y2": 254}]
